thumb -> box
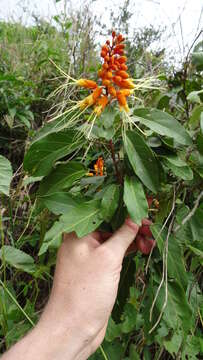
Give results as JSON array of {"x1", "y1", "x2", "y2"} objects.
[{"x1": 102, "y1": 218, "x2": 139, "y2": 259}]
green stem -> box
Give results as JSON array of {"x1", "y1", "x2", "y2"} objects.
[
  {"x1": 99, "y1": 345, "x2": 109, "y2": 360},
  {"x1": 0, "y1": 206, "x2": 6, "y2": 283},
  {"x1": 0, "y1": 279, "x2": 35, "y2": 327}
]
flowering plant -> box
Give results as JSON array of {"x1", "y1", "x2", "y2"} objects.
[{"x1": 24, "y1": 31, "x2": 192, "y2": 257}]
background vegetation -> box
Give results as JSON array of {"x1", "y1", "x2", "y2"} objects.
[{"x1": 0, "y1": 1, "x2": 203, "y2": 358}]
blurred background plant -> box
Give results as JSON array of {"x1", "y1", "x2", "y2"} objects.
[{"x1": 0, "y1": 0, "x2": 203, "y2": 358}]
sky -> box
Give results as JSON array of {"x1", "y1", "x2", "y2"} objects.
[{"x1": 0, "y1": 0, "x2": 202, "y2": 64}]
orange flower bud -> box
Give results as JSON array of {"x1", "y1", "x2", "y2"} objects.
[
  {"x1": 79, "y1": 94, "x2": 95, "y2": 109},
  {"x1": 102, "y1": 79, "x2": 111, "y2": 87},
  {"x1": 116, "y1": 91, "x2": 129, "y2": 112},
  {"x1": 98, "y1": 69, "x2": 104, "y2": 78},
  {"x1": 120, "y1": 89, "x2": 133, "y2": 96},
  {"x1": 112, "y1": 30, "x2": 116, "y2": 38},
  {"x1": 116, "y1": 70, "x2": 129, "y2": 79},
  {"x1": 117, "y1": 34, "x2": 124, "y2": 42},
  {"x1": 106, "y1": 71, "x2": 113, "y2": 79},
  {"x1": 115, "y1": 44, "x2": 125, "y2": 50},
  {"x1": 108, "y1": 86, "x2": 117, "y2": 97},
  {"x1": 118, "y1": 56, "x2": 127, "y2": 64},
  {"x1": 120, "y1": 63, "x2": 128, "y2": 71},
  {"x1": 116, "y1": 91, "x2": 126, "y2": 105},
  {"x1": 105, "y1": 55, "x2": 110, "y2": 62},
  {"x1": 102, "y1": 45, "x2": 109, "y2": 53},
  {"x1": 92, "y1": 87, "x2": 103, "y2": 101},
  {"x1": 113, "y1": 75, "x2": 122, "y2": 85},
  {"x1": 114, "y1": 49, "x2": 124, "y2": 56},
  {"x1": 106, "y1": 40, "x2": 110, "y2": 45},
  {"x1": 110, "y1": 64, "x2": 118, "y2": 71},
  {"x1": 101, "y1": 51, "x2": 106, "y2": 58},
  {"x1": 109, "y1": 56, "x2": 115, "y2": 64},
  {"x1": 94, "y1": 157, "x2": 104, "y2": 176},
  {"x1": 102, "y1": 63, "x2": 109, "y2": 70},
  {"x1": 94, "y1": 96, "x2": 108, "y2": 116},
  {"x1": 76, "y1": 79, "x2": 98, "y2": 89},
  {"x1": 120, "y1": 79, "x2": 135, "y2": 89}
]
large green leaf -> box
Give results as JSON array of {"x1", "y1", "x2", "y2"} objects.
[
  {"x1": 153, "y1": 278, "x2": 192, "y2": 334},
  {"x1": 0, "y1": 155, "x2": 13, "y2": 196},
  {"x1": 124, "y1": 130, "x2": 160, "y2": 193},
  {"x1": 39, "y1": 200, "x2": 103, "y2": 255},
  {"x1": 24, "y1": 130, "x2": 83, "y2": 176},
  {"x1": 0, "y1": 246, "x2": 36, "y2": 274},
  {"x1": 167, "y1": 280, "x2": 192, "y2": 333},
  {"x1": 38, "y1": 161, "x2": 86, "y2": 195},
  {"x1": 162, "y1": 159, "x2": 193, "y2": 180},
  {"x1": 152, "y1": 225, "x2": 188, "y2": 290},
  {"x1": 101, "y1": 184, "x2": 120, "y2": 221},
  {"x1": 41, "y1": 192, "x2": 81, "y2": 215},
  {"x1": 123, "y1": 176, "x2": 148, "y2": 225},
  {"x1": 133, "y1": 108, "x2": 192, "y2": 145}
]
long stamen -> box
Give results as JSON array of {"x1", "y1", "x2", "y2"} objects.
[{"x1": 49, "y1": 58, "x2": 76, "y2": 82}]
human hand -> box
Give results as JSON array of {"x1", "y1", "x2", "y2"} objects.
[
  {"x1": 2, "y1": 218, "x2": 155, "y2": 360},
  {"x1": 127, "y1": 218, "x2": 155, "y2": 255},
  {"x1": 37, "y1": 218, "x2": 141, "y2": 359}
]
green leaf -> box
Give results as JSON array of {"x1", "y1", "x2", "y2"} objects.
[
  {"x1": 152, "y1": 225, "x2": 188, "y2": 289},
  {"x1": 8, "y1": 107, "x2": 16, "y2": 119},
  {"x1": 163, "y1": 154, "x2": 187, "y2": 167},
  {"x1": 121, "y1": 303, "x2": 137, "y2": 333},
  {"x1": 40, "y1": 200, "x2": 103, "y2": 254},
  {"x1": 17, "y1": 114, "x2": 31, "y2": 128},
  {"x1": 41, "y1": 192, "x2": 81, "y2": 215},
  {"x1": 123, "y1": 176, "x2": 148, "y2": 225},
  {"x1": 133, "y1": 108, "x2": 192, "y2": 145},
  {"x1": 105, "y1": 317, "x2": 122, "y2": 342},
  {"x1": 101, "y1": 184, "x2": 120, "y2": 221},
  {"x1": 38, "y1": 161, "x2": 86, "y2": 195},
  {"x1": 24, "y1": 130, "x2": 82, "y2": 177},
  {"x1": 192, "y1": 52, "x2": 203, "y2": 71},
  {"x1": 197, "y1": 133, "x2": 203, "y2": 155},
  {"x1": 0, "y1": 155, "x2": 13, "y2": 196},
  {"x1": 153, "y1": 277, "x2": 192, "y2": 333},
  {"x1": 124, "y1": 130, "x2": 160, "y2": 193},
  {"x1": 162, "y1": 159, "x2": 193, "y2": 180},
  {"x1": 0, "y1": 246, "x2": 36, "y2": 274},
  {"x1": 187, "y1": 91, "x2": 201, "y2": 104},
  {"x1": 167, "y1": 280, "x2": 192, "y2": 333},
  {"x1": 187, "y1": 244, "x2": 203, "y2": 265},
  {"x1": 163, "y1": 331, "x2": 182, "y2": 355},
  {"x1": 100, "y1": 107, "x2": 116, "y2": 129},
  {"x1": 189, "y1": 105, "x2": 203, "y2": 129}
]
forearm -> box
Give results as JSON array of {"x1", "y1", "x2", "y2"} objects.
[{"x1": 2, "y1": 319, "x2": 90, "y2": 360}]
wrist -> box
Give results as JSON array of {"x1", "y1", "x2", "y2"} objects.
[
  {"x1": 34, "y1": 320, "x2": 88, "y2": 360},
  {"x1": 3, "y1": 318, "x2": 91, "y2": 360}
]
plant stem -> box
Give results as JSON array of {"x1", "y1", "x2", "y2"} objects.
[
  {"x1": 99, "y1": 345, "x2": 109, "y2": 360},
  {"x1": 0, "y1": 206, "x2": 6, "y2": 284},
  {"x1": 0, "y1": 279, "x2": 35, "y2": 327},
  {"x1": 109, "y1": 139, "x2": 122, "y2": 184}
]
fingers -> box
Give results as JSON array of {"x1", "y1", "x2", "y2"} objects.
[{"x1": 102, "y1": 218, "x2": 139, "y2": 259}]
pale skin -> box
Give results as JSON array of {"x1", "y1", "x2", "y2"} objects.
[{"x1": 2, "y1": 218, "x2": 153, "y2": 360}]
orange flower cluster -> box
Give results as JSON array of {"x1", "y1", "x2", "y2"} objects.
[
  {"x1": 77, "y1": 31, "x2": 134, "y2": 115},
  {"x1": 88, "y1": 157, "x2": 104, "y2": 177},
  {"x1": 98, "y1": 31, "x2": 134, "y2": 112}
]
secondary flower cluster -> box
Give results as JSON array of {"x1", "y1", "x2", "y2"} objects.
[
  {"x1": 88, "y1": 157, "x2": 104, "y2": 177},
  {"x1": 77, "y1": 31, "x2": 134, "y2": 115}
]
